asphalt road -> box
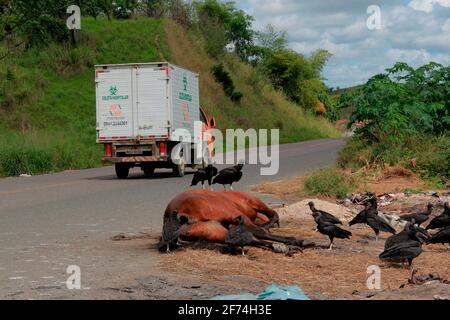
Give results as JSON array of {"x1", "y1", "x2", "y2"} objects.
[{"x1": 0, "y1": 138, "x2": 345, "y2": 299}]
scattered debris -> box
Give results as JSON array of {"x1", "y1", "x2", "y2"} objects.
[
  {"x1": 277, "y1": 199, "x2": 355, "y2": 227},
  {"x1": 402, "y1": 270, "x2": 449, "y2": 287},
  {"x1": 111, "y1": 232, "x2": 153, "y2": 241},
  {"x1": 212, "y1": 283, "x2": 309, "y2": 301},
  {"x1": 19, "y1": 174, "x2": 32, "y2": 178}
]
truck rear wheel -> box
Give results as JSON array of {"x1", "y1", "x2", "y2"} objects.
[
  {"x1": 173, "y1": 160, "x2": 185, "y2": 177},
  {"x1": 115, "y1": 164, "x2": 130, "y2": 179}
]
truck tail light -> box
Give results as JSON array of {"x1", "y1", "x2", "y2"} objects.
[
  {"x1": 159, "y1": 142, "x2": 167, "y2": 156},
  {"x1": 104, "y1": 144, "x2": 113, "y2": 158}
]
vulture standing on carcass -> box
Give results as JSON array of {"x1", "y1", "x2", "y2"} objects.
[
  {"x1": 190, "y1": 165, "x2": 218, "y2": 190},
  {"x1": 401, "y1": 203, "x2": 434, "y2": 226},
  {"x1": 311, "y1": 211, "x2": 352, "y2": 250},
  {"x1": 308, "y1": 202, "x2": 343, "y2": 225},
  {"x1": 428, "y1": 226, "x2": 450, "y2": 249},
  {"x1": 349, "y1": 195, "x2": 396, "y2": 241},
  {"x1": 426, "y1": 202, "x2": 450, "y2": 230},
  {"x1": 213, "y1": 164, "x2": 244, "y2": 190}
]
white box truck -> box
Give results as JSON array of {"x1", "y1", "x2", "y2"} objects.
[{"x1": 95, "y1": 62, "x2": 216, "y2": 179}]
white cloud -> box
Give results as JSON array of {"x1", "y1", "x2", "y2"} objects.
[
  {"x1": 442, "y1": 18, "x2": 450, "y2": 31},
  {"x1": 408, "y1": 0, "x2": 450, "y2": 13},
  {"x1": 238, "y1": 0, "x2": 450, "y2": 87}
]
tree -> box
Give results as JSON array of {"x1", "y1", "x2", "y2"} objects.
[
  {"x1": 254, "y1": 24, "x2": 287, "y2": 56},
  {"x1": 262, "y1": 48, "x2": 332, "y2": 110},
  {"x1": 195, "y1": 0, "x2": 254, "y2": 61},
  {"x1": 349, "y1": 62, "x2": 450, "y2": 141}
]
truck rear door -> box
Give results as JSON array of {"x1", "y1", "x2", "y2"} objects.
[
  {"x1": 136, "y1": 66, "x2": 170, "y2": 139},
  {"x1": 96, "y1": 68, "x2": 134, "y2": 140}
]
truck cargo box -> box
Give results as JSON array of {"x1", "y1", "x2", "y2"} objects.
[{"x1": 95, "y1": 62, "x2": 200, "y2": 143}]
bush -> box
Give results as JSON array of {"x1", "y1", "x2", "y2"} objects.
[
  {"x1": 0, "y1": 146, "x2": 54, "y2": 176},
  {"x1": 112, "y1": 0, "x2": 138, "y2": 19},
  {"x1": 303, "y1": 168, "x2": 356, "y2": 199},
  {"x1": 38, "y1": 42, "x2": 96, "y2": 75},
  {"x1": 211, "y1": 63, "x2": 243, "y2": 103},
  {"x1": 338, "y1": 134, "x2": 450, "y2": 183}
]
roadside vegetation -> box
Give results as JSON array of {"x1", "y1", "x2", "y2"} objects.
[
  {"x1": 0, "y1": 0, "x2": 338, "y2": 176},
  {"x1": 303, "y1": 62, "x2": 450, "y2": 197}
]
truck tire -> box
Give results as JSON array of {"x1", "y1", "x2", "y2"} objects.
[
  {"x1": 115, "y1": 164, "x2": 130, "y2": 179},
  {"x1": 173, "y1": 160, "x2": 185, "y2": 177}
]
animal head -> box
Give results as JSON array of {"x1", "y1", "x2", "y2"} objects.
[
  {"x1": 236, "y1": 163, "x2": 244, "y2": 171},
  {"x1": 365, "y1": 194, "x2": 377, "y2": 208},
  {"x1": 308, "y1": 201, "x2": 315, "y2": 211},
  {"x1": 414, "y1": 230, "x2": 430, "y2": 244},
  {"x1": 405, "y1": 222, "x2": 430, "y2": 243},
  {"x1": 158, "y1": 211, "x2": 189, "y2": 253}
]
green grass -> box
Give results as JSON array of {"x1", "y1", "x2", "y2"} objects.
[
  {"x1": 0, "y1": 17, "x2": 339, "y2": 176},
  {"x1": 338, "y1": 134, "x2": 450, "y2": 186},
  {"x1": 0, "y1": 17, "x2": 169, "y2": 176},
  {"x1": 303, "y1": 167, "x2": 357, "y2": 199}
]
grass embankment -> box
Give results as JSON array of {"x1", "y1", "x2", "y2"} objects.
[
  {"x1": 0, "y1": 18, "x2": 169, "y2": 176},
  {"x1": 0, "y1": 17, "x2": 339, "y2": 176}
]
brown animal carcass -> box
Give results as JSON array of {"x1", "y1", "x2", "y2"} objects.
[{"x1": 158, "y1": 190, "x2": 312, "y2": 252}]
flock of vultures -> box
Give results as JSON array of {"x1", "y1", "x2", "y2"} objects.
[{"x1": 159, "y1": 164, "x2": 450, "y2": 273}]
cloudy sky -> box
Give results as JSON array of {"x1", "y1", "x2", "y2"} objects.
[{"x1": 236, "y1": 0, "x2": 450, "y2": 88}]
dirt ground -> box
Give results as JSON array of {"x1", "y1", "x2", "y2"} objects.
[
  {"x1": 157, "y1": 175, "x2": 450, "y2": 300},
  {"x1": 252, "y1": 166, "x2": 427, "y2": 204},
  {"x1": 162, "y1": 206, "x2": 450, "y2": 300}
]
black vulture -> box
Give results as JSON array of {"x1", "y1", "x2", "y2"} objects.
[
  {"x1": 349, "y1": 195, "x2": 395, "y2": 241},
  {"x1": 426, "y1": 202, "x2": 450, "y2": 230},
  {"x1": 379, "y1": 240, "x2": 424, "y2": 270},
  {"x1": 190, "y1": 165, "x2": 218, "y2": 190},
  {"x1": 308, "y1": 202, "x2": 343, "y2": 225},
  {"x1": 428, "y1": 227, "x2": 450, "y2": 249},
  {"x1": 349, "y1": 195, "x2": 377, "y2": 226},
  {"x1": 224, "y1": 216, "x2": 267, "y2": 255},
  {"x1": 312, "y1": 211, "x2": 352, "y2": 250},
  {"x1": 401, "y1": 203, "x2": 434, "y2": 226},
  {"x1": 213, "y1": 164, "x2": 244, "y2": 190},
  {"x1": 385, "y1": 221, "x2": 430, "y2": 250},
  {"x1": 158, "y1": 211, "x2": 188, "y2": 253}
]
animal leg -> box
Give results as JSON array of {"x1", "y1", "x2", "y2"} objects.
[
  {"x1": 241, "y1": 217, "x2": 307, "y2": 248},
  {"x1": 208, "y1": 179, "x2": 214, "y2": 191},
  {"x1": 259, "y1": 209, "x2": 280, "y2": 230},
  {"x1": 328, "y1": 238, "x2": 334, "y2": 251}
]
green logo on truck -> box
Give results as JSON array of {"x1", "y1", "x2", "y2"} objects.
[
  {"x1": 109, "y1": 85, "x2": 118, "y2": 96},
  {"x1": 102, "y1": 85, "x2": 128, "y2": 101},
  {"x1": 179, "y1": 74, "x2": 192, "y2": 102}
]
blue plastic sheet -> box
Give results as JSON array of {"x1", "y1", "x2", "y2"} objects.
[{"x1": 212, "y1": 283, "x2": 310, "y2": 301}]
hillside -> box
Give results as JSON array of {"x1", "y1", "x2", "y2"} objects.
[{"x1": 0, "y1": 17, "x2": 339, "y2": 176}]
